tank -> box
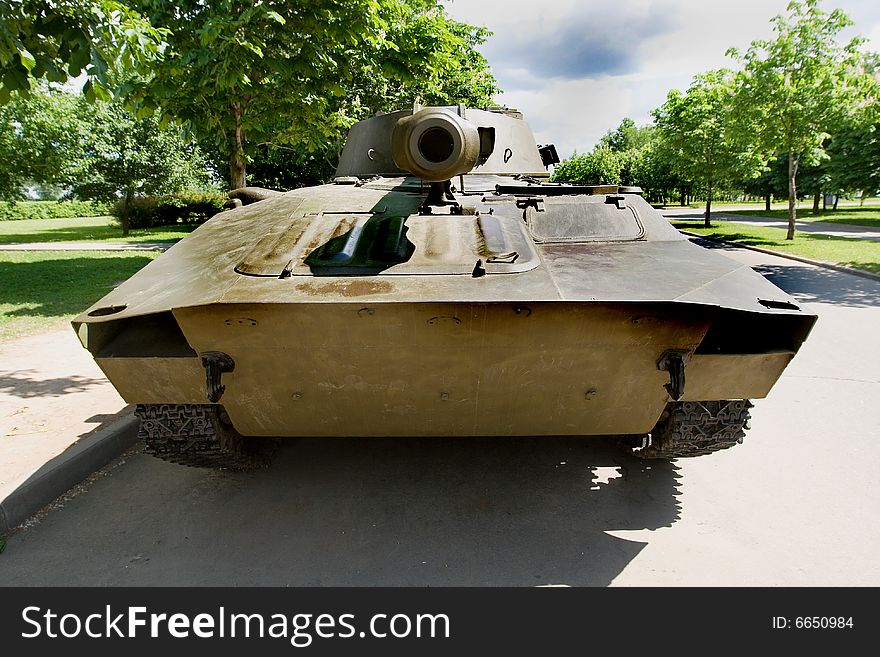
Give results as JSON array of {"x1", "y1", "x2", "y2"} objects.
[{"x1": 72, "y1": 104, "x2": 816, "y2": 467}]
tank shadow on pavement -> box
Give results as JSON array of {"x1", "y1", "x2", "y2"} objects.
[
  {"x1": 750, "y1": 264, "x2": 880, "y2": 308},
  {"x1": 1, "y1": 437, "x2": 681, "y2": 586}
]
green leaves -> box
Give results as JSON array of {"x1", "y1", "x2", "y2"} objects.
[
  {"x1": 0, "y1": 1, "x2": 169, "y2": 103},
  {"x1": 728, "y1": 0, "x2": 863, "y2": 157},
  {"x1": 135, "y1": 0, "x2": 497, "y2": 187},
  {"x1": 18, "y1": 48, "x2": 35, "y2": 71},
  {"x1": 552, "y1": 145, "x2": 623, "y2": 185},
  {"x1": 725, "y1": 0, "x2": 873, "y2": 235}
]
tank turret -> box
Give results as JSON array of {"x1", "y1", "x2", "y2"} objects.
[{"x1": 335, "y1": 104, "x2": 554, "y2": 182}]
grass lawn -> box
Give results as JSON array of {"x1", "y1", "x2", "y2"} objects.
[
  {"x1": 0, "y1": 250, "x2": 158, "y2": 341},
  {"x1": 722, "y1": 206, "x2": 880, "y2": 229},
  {"x1": 0, "y1": 216, "x2": 198, "y2": 245},
  {"x1": 674, "y1": 221, "x2": 880, "y2": 274}
]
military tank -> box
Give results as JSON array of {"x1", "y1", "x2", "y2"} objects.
[{"x1": 72, "y1": 104, "x2": 816, "y2": 467}]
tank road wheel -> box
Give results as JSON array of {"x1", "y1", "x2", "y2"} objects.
[
  {"x1": 631, "y1": 400, "x2": 753, "y2": 459},
  {"x1": 135, "y1": 404, "x2": 273, "y2": 470}
]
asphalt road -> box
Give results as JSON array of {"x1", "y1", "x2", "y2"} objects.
[{"x1": 2, "y1": 241, "x2": 878, "y2": 586}]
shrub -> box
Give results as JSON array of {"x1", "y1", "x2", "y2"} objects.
[
  {"x1": 111, "y1": 192, "x2": 226, "y2": 229},
  {"x1": 173, "y1": 191, "x2": 227, "y2": 222},
  {"x1": 551, "y1": 145, "x2": 623, "y2": 185},
  {"x1": 0, "y1": 200, "x2": 110, "y2": 221}
]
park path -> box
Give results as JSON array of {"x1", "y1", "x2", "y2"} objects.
[
  {"x1": 662, "y1": 207, "x2": 880, "y2": 242},
  {"x1": 0, "y1": 327, "x2": 129, "y2": 508}
]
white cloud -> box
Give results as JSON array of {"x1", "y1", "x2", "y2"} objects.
[{"x1": 444, "y1": 0, "x2": 880, "y2": 158}]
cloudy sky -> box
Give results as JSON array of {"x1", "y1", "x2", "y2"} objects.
[{"x1": 444, "y1": 0, "x2": 880, "y2": 157}]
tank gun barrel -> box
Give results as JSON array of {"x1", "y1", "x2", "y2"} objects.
[{"x1": 392, "y1": 108, "x2": 489, "y2": 182}]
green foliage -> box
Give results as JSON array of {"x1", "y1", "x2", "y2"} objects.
[
  {"x1": 825, "y1": 84, "x2": 880, "y2": 197},
  {"x1": 727, "y1": 0, "x2": 871, "y2": 236},
  {"x1": 130, "y1": 0, "x2": 498, "y2": 188},
  {"x1": 0, "y1": 0, "x2": 168, "y2": 102},
  {"x1": 0, "y1": 199, "x2": 109, "y2": 221},
  {"x1": 728, "y1": 0, "x2": 865, "y2": 160},
  {"x1": 554, "y1": 120, "x2": 689, "y2": 204},
  {"x1": 626, "y1": 138, "x2": 689, "y2": 204},
  {"x1": 246, "y1": 145, "x2": 336, "y2": 191},
  {"x1": 653, "y1": 69, "x2": 763, "y2": 223},
  {"x1": 599, "y1": 118, "x2": 654, "y2": 153},
  {"x1": 71, "y1": 100, "x2": 212, "y2": 233},
  {"x1": 343, "y1": 1, "x2": 499, "y2": 118},
  {"x1": 0, "y1": 88, "x2": 83, "y2": 199},
  {"x1": 551, "y1": 145, "x2": 623, "y2": 184},
  {"x1": 739, "y1": 155, "x2": 789, "y2": 201},
  {"x1": 111, "y1": 192, "x2": 224, "y2": 229},
  {"x1": 0, "y1": 87, "x2": 212, "y2": 216}
]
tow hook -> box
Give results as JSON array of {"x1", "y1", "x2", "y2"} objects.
[
  {"x1": 201, "y1": 351, "x2": 235, "y2": 403},
  {"x1": 658, "y1": 350, "x2": 689, "y2": 401}
]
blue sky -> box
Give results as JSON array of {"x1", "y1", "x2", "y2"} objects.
[{"x1": 444, "y1": 0, "x2": 880, "y2": 157}]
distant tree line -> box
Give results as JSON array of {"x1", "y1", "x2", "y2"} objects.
[{"x1": 553, "y1": 0, "x2": 880, "y2": 239}]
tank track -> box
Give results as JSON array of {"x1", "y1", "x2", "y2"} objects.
[
  {"x1": 135, "y1": 404, "x2": 272, "y2": 470},
  {"x1": 632, "y1": 400, "x2": 753, "y2": 459}
]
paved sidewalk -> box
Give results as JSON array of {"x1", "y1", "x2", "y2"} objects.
[
  {"x1": 662, "y1": 208, "x2": 880, "y2": 242},
  {"x1": 0, "y1": 242, "x2": 171, "y2": 251},
  {"x1": 0, "y1": 328, "x2": 132, "y2": 530}
]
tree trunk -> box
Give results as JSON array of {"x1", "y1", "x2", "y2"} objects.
[
  {"x1": 229, "y1": 101, "x2": 246, "y2": 190},
  {"x1": 833, "y1": 195, "x2": 839, "y2": 210},
  {"x1": 121, "y1": 188, "x2": 133, "y2": 237},
  {"x1": 704, "y1": 177, "x2": 713, "y2": 228},
  {"x1": 786, "y1": 151, "x2": 799, "y2": 240},
  {"x1": 812, "y1": 191, "x2": 820, "y2": 215},
  {"x1": 765, "y1": 194, "x2": 771, "y2": 212},
  {"x1": 822, "y1": 193, "x2": 828, "y2": 210}
]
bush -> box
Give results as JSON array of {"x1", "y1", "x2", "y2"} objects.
[
  {"x1": 111, "y1": 192, "x2": 226, "y2": 229},
  {"x1": 0, "y1": 200, "x2": 110, "y2": 221},
  {"x1": 551, "y1": 145, "x2": 623, "y2": 185}
]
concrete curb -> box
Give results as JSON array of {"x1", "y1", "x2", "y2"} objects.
[
  {"x1": 679, "y1": 230, "x2": 880, "y2": 283},
  {"x1": 0, "y1": 413, "x2": 139, "y2": 536}
]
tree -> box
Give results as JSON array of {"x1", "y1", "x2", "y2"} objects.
[
  {"x1": 0, "y1": 0, "x2": 167, "y2": 103},
  {"x1": 72, "y1": 100, "x2": 210, "y2": 234},
  {"x1": 0, "y1": 87, "x2": 83, "y2": 198},
  {"x1": 343, "y1": 3, "x2": 498, "y2": 117},
  {"x1": 130, "y1": 0, "x2": 497, "y2": 189},
  {"x1": 599, "y1": 118, "x2": 654, "y2": 153},
  {"x1": 826, "y1": 117, "x2": 879, "y2": 200},
  {"x1": 825, "y1": 56, "x2": 880, "y2": 201},
  {"x1": 738, "y1": 156, "x2": 788, "y2": 211},
  {"x1": 237, "y1": 1, "x2": 499, "y2": 190},
  {"x1": 728, "y1": 0, "x2": 868, "y2": 239},
  {"x1": 653, "y1": 70, "x2": 762, "y2": 227},
  {"x1": 627, "y1": 138, "x2": 691, "y2": 206}
]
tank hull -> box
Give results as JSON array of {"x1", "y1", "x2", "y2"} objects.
[{"x1": 85, "y1": 299, "x2": 799, "y2": 438}]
